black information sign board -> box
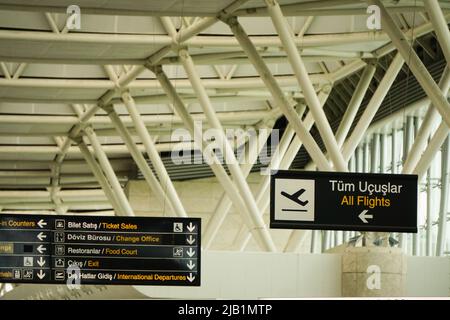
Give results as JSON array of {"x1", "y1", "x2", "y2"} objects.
[
  {"x1": 0, "y1": 214, "x2": 200, "y2": 286},
  {"x1": 270, "y1": 170, "x2": 417, "y2": 233}
]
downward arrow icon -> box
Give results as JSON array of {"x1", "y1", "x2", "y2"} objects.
[
  {"x1": 187, "y1": 273, "x2": 195, "y2": 283},
  {"x1": 186, "y1": 235, "x2": 195, "y2": 245},
  {"x1": 37, "y1": 270, "x2": 45, "y2": 280},
  {"x1": 186, "y1": 248, "x2": 195, "y2": 257},
  {"x1": 359, "y1": 210, "x2": 373, "y2": 224},
  {"x1": 186, "y1": 222, "x2": 196, "y2": 233},
  {"x1": 37, "y1": 257, "x2": 46, "y2": 267},
  {"x1": 187, "y1": 260, "x2": 195, "y2": 270}
]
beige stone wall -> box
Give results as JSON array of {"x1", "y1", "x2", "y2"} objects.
[{"x1": 342, "y1": 247, "x2": 407, "y2": 297}]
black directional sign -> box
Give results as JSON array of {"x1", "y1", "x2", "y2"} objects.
[
  {"x1": 0, "y1": 214, "x2": 201, "y2": 286},
  {"x1": 270, "y1": 170, "x2": 417, "y2": 233}
]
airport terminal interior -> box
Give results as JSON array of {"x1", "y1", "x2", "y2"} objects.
[{"x1": 0, "y1": 0, "x2": 449, "y2": 299}]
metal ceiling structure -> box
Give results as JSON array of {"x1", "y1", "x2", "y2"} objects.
[{"x1": 0, "y1": 0, "x2": 449, "y2": 267}]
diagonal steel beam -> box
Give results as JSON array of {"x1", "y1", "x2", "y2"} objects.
[
  {"x1": 228, "y1": 104, "x2": 310, "y2": 250},
  {"x1": 177, "y1": 48, "x2": 277, "y2": 251},
  {"x1": 424, "y1": 0, "x2": 450, "y2": 65},
  {"x1": 0, "y1": 62, "x2": 10, "y2": 79},
  {"x1": 49, "y1": 13, "x2": 230, "y2": 214},
  {"x1": 369, "y1": 0, "x2": 450, "y2": 129},
  {"x1": 75, "y1": 138, "x2": 123, "y2": 215},
  {"x1": 335, "y1": 62, "x2": 377, "y2": 147},
  {"x1": 102, "y1": 105, "x2": 178, "y2": 216},
  {"x1": 413, "y1": 121, "x2": 450, "y2": 179},
  {"x1": 151, "y1": 65, "x2": 276, "y2": 252},
  {"x1": 436, "y1": 137, "x2": 449, "y2": 256},
  {"x1": 403, "y1": 67, "x2": 450, "y2": 174},
  {"x1": 342, "y1": 52, "x2": 404, "y2": 161},
  {"x1": 225, "y1": 17, "x2": 332, "y2": 171},
  {"x1": 121, "y1": 91, "x2": 187, "y2": 218},
  {"x1": 235, "y1": 90, "x2": 331, "y2": 251},
  {"x1": 83, "y1": 126, "x2": 134, "y2": 217},
  {"x1": 203, "y1": 122, "x2": 274, "y2": 249},
  {"x1": 265, "y1": 0, "x2": 347, "y2": 171}
]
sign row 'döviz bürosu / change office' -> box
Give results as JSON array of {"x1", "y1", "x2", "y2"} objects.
[
  {"x1": 270, "y1": 170, "x2": 418, "y2": 233},
  {"x1": 0, "y1": 215, "x2": 201, "y2": 286}
]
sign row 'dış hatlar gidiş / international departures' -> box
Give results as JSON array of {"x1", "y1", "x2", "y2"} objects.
[
  {"x1": 270, "y1": 170, "x2": 418, "y2": 233},
  {"x1": 0, "y1": 215, "x2": 200, "y2": 286}
]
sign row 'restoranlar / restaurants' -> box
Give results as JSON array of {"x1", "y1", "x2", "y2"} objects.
[{"x1": 0, "y1": 215, "x2": 201, "y2": 286}]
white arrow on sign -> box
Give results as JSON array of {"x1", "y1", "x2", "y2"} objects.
[
  {"x1": 187, "y1": 222, "x2": 196, "y2": 233},
  {"x1": 187, "y1": 273, "x2": 195, "y2": 283},
  {"x1": 359, "y1": 210, "x2": 373, "y2": 224},
  {"x1": 37, "y1": 257, "x2": 46, "y2": 267},
  {"x1": 37, "y1": 232, "x2": 47, "y2": 241},
  {"x1": 186, "y1": 248, "x2": 195, "y2": 258},
  {"x1": 187, "y1": 260, "x2": 195, "y2": 270},
  {"x1": 186, "y1": 235, "x2": 196, "y2": 245},
  {"x1": 37, "y1": 245, "x2": 46, "y2": 254},
  {"x1": 37, "y1": 219, "x2": 47, "y2": 229},
  {"x1": 37, "y1": 270, "x2": 46, "y2": 280}
]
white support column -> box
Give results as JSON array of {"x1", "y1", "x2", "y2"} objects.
[
  {"x1": 283, "y1": 230, "x2": 309, "y2": 253},
  {"x1": 233, "y1": 120, "x2": 297, "y2": 247},
  {"x1": 414, "y1": 122, "x2": 449, "y2": 179},
  {"x1": 371, "y1": 133, "x2": 380, "y2": 173},
  {"x1": 178, "y1": 48, "x2": 277, "y2": 252},
  {"x1": 426, "y1": 167, "x2": 433, "y2": 256},
  {"x1": 424, "y1": 0, "x2": 450, "y2": 65},
  {"x1": 77, "y1": 140, "x2": 122, "y2": 215},
  {"x1": 231, "y1": 122, "x2": 297, "y2": 251},
  {"x1": 160, "y1": 17, "x2": 178, "y2": 39},
  {"x1": 391, "y1": 127, "x2": 398, "y2": 174},
  {"x1": 403, "y1": 68, "x2": 450, "y2": 174},
  {"x1": 203, "y1": 124, "x2": 273, "y2": 249},
  {"x1": 335, "y1": 63, "x2": 377, "y2": 147},
  {"x1": 399, "y1": 117, "x2": 414, "y2": 251},
  {"x1": 230, "y1": 105, "x2": 308, "y2": 251},
  {"x1": 404, "y1": 116, "x2": 419, "y2": 255},
  {"x1": 436, "y1": 137, "x2": 449, "y2": 256},
  {"x1": 236, "y1": 91, "x2": 331, "y2": 252},
  {"x1": 363, "y1": 141, "x2": 370, "y2": 172},
  {"x1": 50, "y1": 138, "x2": 67, "y2": 215},
  {"x1": 380, "y1": 132, "x2": 387, "y2": 172},
  {"x1": 121, "y1": 91, "x2": 187, "y2": 218},
  {"x1": 310, "y1": 230, "x2": 317, "y2": 253},
  {"x1": 175, "y1": 0, "x2": 251, "y2": 41},
  {"x1": 369, "y1": 0, "x2": 450, "y2": 129},
  {"x1": 297, "y1": 16, "x2": 314, "y2": 38},
  {"x1": 225, "y1": 17, "x2": 332, "y2": 171},
  {"x1": 0, "y1": 62, "x2": 10, "y2": 79},
  {"x1": 103, "y1": 105, "x2": 177, "y2": 216},
  {"x1": 152, "y1": 65, "x2": 276, "y2": 251},
  {"x1": 322, "y1": 231, "x2": 330, "y2": 252},
  {"x1": 342, "y1": 53, "x2": 404, "y2": 161},
  {"x1": 83, "y1": 126, "x2": 134, "y2": 217},
  {"x1": 265, "y1": 0, "x2": 347, "y2": 171}
]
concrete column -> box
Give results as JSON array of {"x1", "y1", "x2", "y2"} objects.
[{"x1": 342, "y1": 247, "x2": 407, "y2": 297}]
